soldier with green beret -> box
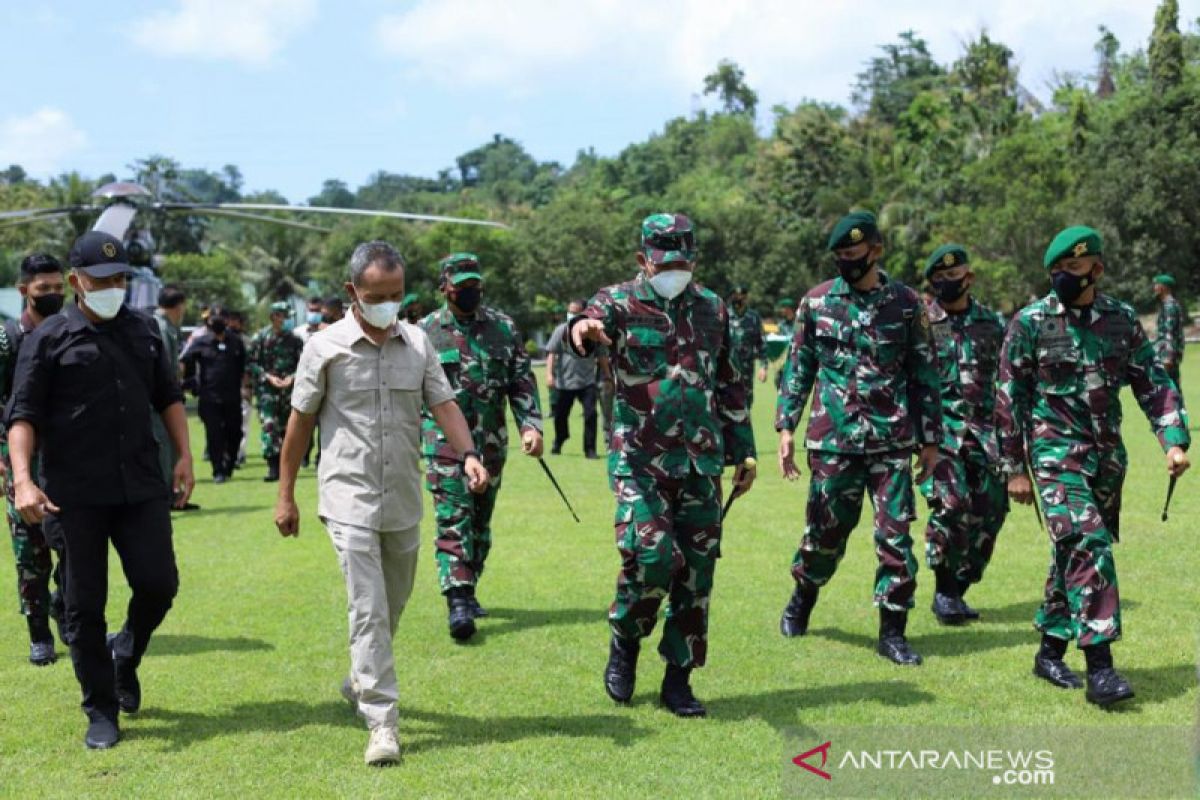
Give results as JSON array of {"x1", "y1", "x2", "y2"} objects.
[
  {"x1": 776, "y1": 210, "x2": 941, "y2": 666},
  {"x1": 571, "y1": 213, "x2": 756, "y2": 717},
  {"x1": 1152, "y1": 274, "x2": 1185, "y2": 392},
  {"x1": 419, "y1": 253, "x2": 544, "y2": 641},
  {"x1": 996, "y1": 225, "x2": 1190, "y2": 707},
  {"x1": 401, "y1": 292, "x2": 425, "y2": 325},
  {"x1": 727, "y1": 285, "x2": 767, "y2": 407},
  {"x1": 247, "y1": 300, "x2": 304, "y2": 482},
  {"x1": 919, "y1": 244, "x2": 1008, "y2": 625}
]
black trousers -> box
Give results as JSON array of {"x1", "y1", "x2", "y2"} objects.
[
  {"x1": 198, "y1": 397, "x2": 243, "y2": 478},
  {"x1": 553, "y1": 384, "x2": 598, "y2": 454},
  {"x1": 42, "y1": 497, "x2": 178, "y2": 720}
]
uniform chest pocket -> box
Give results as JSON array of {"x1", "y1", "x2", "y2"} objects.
[
  {"x1": 60, "y1": 345, "x2": 101, "y2": 369},
  {"x1": 341, "y1": 364, "x2": 380, "y2": 421},
  {"x1": 871, "y1": 322, "x2": 906, "y2": 368},
  {"x1": 1036, "y1": 348, "x2": 1082, "y2": 395},
  {"x1": 623, "y1": 343, "x2": 663, "y2": 377}
]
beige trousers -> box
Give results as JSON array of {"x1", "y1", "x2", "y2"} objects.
[{"x1": 324, "y1": 519, "x2": 420, "y2": 729}]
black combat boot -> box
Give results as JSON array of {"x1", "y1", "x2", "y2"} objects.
[
  {"x1": 779, "y1": 581, "x2": 819, "y2": 637},
  {"x1": 28, "y1": 615, "x2": 56, "y2": 666},
  {"x1": 446, "y1": 587, "x2": 476, "y2": 641},
  {"x1": 1032, "y1": 634, "x2": 1082, "y2": 689},
  {"x1": 604, "y1": 635, "x2": 640, "y2": 703},
  {"x1": 660, "y1": 663, "x2": 706, "y2": 717},
  {"x1": 108, "y1": 632, "x2": 141, "y2": 713},
  {"x1": 930, "y1": 566, "x2": 966, "y2": 625},
  {"x1": 877, "y1": 609, "x2": 922, "y2": 665},
  {"x1": 465, "y1": 585, "x2": 488, "y2": 618},
  {"x1": 956, "y1": 577, "x2": 980, "y2": 620},
  {"x1": 1083, "y1": 643, "x2": 1133, "y2": 707},
  {"x1": 263, "y1": 456, "x2": 280, "y2": 483},
  {"x1": 84, "y1": 712, "x2": 120, "y2": 750}
]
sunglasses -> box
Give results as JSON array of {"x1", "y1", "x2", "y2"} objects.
[{"x1": 645, "y1": 231, "x2": 695, "y2": 253}]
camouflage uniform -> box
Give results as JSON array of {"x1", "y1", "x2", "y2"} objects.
[
  {"x1": 246, "y1": 324, "x2": 303, "y2": 459},
  {"x1": 996, "y1": 292, "x2": 1189, "y2": 648},
  {"x1": 1154, "y1": 293, "x2": 1186, "y2": 389},
  {"x1": 419, "y1": 305, "x2": 542, "y2": 593},
  {"x1": 773, "y1": 314, "x2": 796, "y2": 390},
  {"x1": 728, "y1": 305, "x2": 765, "y2": 407},
  {"x1": 575, "y1": 269, "x2": 755, "y2": 668},
  {"x1": 776, "y1": 272, "x2": 941, "y2": 610},
  {"x1": 921, "y1": 298, "x2": 1008, "y2": 586}
]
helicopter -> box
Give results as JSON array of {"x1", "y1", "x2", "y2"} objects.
[{"x1": 0, "y1": 180, "x2": 509, "y2": 310}]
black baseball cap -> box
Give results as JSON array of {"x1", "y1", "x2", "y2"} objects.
[{"x1": 68, "y1": 231, "x2": 133, "y2": 278}]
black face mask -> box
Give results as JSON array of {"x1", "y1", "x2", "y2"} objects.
[
  {"x1": 30, "y1": 293, "x2": 64, "y2": 317},
  {"x1": 405, "y1": 308, "x2": 422, "y2": 323},
  {"x1": 208, "y1": 318, "x2": 227, "y2": 334},
  {"x1": 931, "y1": 277, "x2": 968, "y2": 304},
  {"x1": 835, "y1": 253, "x2": 872, "y2": 283},
  {"x1": 452, "y1": 286, "x2": 482, "y2": 314},
  {"x1": 1052, "y1": 268, "x2": 1096, "y2": 306}
]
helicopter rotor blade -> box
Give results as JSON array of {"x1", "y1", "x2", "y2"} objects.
[
  {"x1": 0, "y1": 211, "x2": 79, "y2": 228},
  {"x1": 197, "y1": 202, "x2": 511, "y2": 230},
  {"x1": 0, "y1": 206, "x2": 92, "y2": 221},
  {"x1": 165, "y1": 206, "x2": 332, "y2": 233}
]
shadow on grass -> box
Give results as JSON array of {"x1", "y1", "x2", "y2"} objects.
[
  {"x1": 172, "y1": 504, "x2": 265, "y2": 519},
  {"x1": 131, "y1": 700, "x2": 649, "y2": 752},
  {"x1": 974, "y1": 597, "x2": 1138, "y2": 625},
  {"x1": 1121, "y1": 663, "x2": 1196, "y2": 707},
  {"x1": 809, "y1": 626, "x2": 1031, "y2": 658},
  {"x1": 706, "y1": 681, "x2": 935, "y2": 729},
  {"x1": 148, "y1": 634, "x2": 275, "y2": 656},
  {"x1": 465, "y1": 607, "x2": 600, "y2": 643}
]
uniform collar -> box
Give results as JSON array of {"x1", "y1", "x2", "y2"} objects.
[
  {"x1": 632, "y1": 271, "x2": 701, "y2": 308},
  {"x1": 829, "y1": 270, "x2": 895, "y2": 303},
  {"x1": 65, "y1": 300, "x2": 127, "y2": 333},
  {"x1": 328, "y1": 311, "x2": 408, "y2": 346}
]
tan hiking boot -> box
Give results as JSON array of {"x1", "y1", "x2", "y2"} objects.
[{"x1": 364, "y1": 726, "x2": 400, "y2": 766}]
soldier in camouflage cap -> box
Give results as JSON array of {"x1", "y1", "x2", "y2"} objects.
[
  {"x1": 571, "y1": 212, "x2": 756, "y2": 718},
  {"x1": 419, "y1": 253, "x2": 544, "y2": 642},
  {"x1": 919, "y1": 244, "x2": 1008, "y2": 625},
  {"x1": 727, "y1": 285, "x2": 767, "y2": 407},
  {"x1": 247, "y1": 301, "x2": 304, "y2": 482},
  {"x1": 1151, "y1": 274, "x2": 1185, "y2": 392},
  {"x1": 775, "y1": 211, "x2": 941, "y2": 666},
  {"x1": 996, "y1": 225, "x2": 1190, "y2": 707}
]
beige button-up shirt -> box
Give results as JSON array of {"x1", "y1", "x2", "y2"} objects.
[{"x1": 291, "y1": 314, "x2": 456, "y2": 531}]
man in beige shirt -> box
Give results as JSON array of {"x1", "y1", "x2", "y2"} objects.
[{"x1": 274, "y1": 241, "x2": 487, "y2": 767}]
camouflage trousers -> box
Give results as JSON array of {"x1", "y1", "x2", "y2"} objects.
[
  {"x1": 255, "y1": 387, "x2": 292, "y2": 459},
  {"x1": 426, "y1": 457, "x2": 503, "y2": 592},
  {"x1": 920, "y1": 441, "x2": 1008, "y2": 584},
  {"x1": 1165, "y1": 363, "x2": 1182, "y2": 401},
  {"x1": 1034, "y1": 464, "x2": 1124, "y2": 648},
  {"x1": 599, "y1": 382, "x2": 614, "y2": 448},
  {"x1": 609, "y1": 471, "x2": 721, "y2": 668},
  {"x1": 792, "y1": 450, "x2": 918, "y2": 611},
  {"x1": 6, "y1": 471, "x2": 59, "y2": 621}
]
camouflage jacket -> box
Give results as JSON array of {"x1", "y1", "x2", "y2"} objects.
[
  {"x1": 571, "y1": 274, "x2": 755, "y2": 479},
  {"x1": 418, "y1": 305, "x2": 542, "y2": 469},
  {"x1": 246, "y1": 326, "x2": 303, "y2": 392},
  {"x1": 776, "y1": 318, "x2": 796, "y2": 341},
  {"x1": 728, "y1": 306, "x2": 765, "y2": 379},
  {"x1": 1155, "y1": 296, "x2": 1186, "y2": 365},
  {"x1": 928, "y1": 298, "x2": 1005, "y2": 457},
  {"x1": 995, "y1": 292, "x2": 1190, "y2": 478},
  {"x1": 775, "y1": 272, "x2": 942, "y2": 454}
]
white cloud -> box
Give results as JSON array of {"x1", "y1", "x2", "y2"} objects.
[
  {"x1": 130, "y1": 0, "x2": 317, "y2": 66},
  {"x1": 0, "y1": 108, "x2": 87, "y2": 176},
  {"x1": 375, "y1": 0, "x2": 1161, "y2": 106}
]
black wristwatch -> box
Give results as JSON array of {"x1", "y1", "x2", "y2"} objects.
[{"x1": 462, "y1": 449, "x2": 483, "y2": 463}]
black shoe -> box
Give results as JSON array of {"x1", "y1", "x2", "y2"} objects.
[
  {"x1": 604, "y1": 636, "x2": 640, "y2": 703},
  {"x1": 446, "y1": 589, "x2": 476, "y2": 641},
  {"x1": 585, "y1": 451, "x2": 601, "y2": 460},
  {"x1": 550, "y1": 445, "x2": 562, "y2": 455},
  {"x1": 877, "y1": 609, "x2": 922, "y2": 665},
  {"x1": 956, "y1": 579, "x2": 980, "y2": 619},
  {"x1": 29, "y1": 639, "x2": 57, "y2": 666},
  {"x1": 931, "y1": 592, "x2": 967, "y2": 626},
  {"x1": 263, "y1": 456, "x2": 280, "y2": 483},
  {"x1": 1032, "y1": 655, "x2": 1084, "y2": 689},
  {"x1": 213, "y1": 474, "x2": 228, "y2": 484},
  {"x1": 107, "y1": 633, "x2": 141, "y2": 714},
  {"x1": 780, "y1": 583, "x2": 818, "y2": 637},
  {"x1": 1086, "y1": 668, "x2": 1134, "y2": 707},
  {"x1": 464, "y1": 587, "x2": 488, "y2": 618},
  {"x1": 660, "y1": 664, "x2": 706, "y2": 717},
  {"x1": 85, "y1": 715, "x2": 120, "y2": 750}
]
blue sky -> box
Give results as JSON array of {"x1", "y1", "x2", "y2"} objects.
[{"x1": 1, "y1": 0, "x2": 1195, "y2": 203}]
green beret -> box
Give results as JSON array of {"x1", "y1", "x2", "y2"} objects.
[
  {"x1": 924, "y1": 244, "x2": 969, "y2": 278},
  {"x1": 777, "y1": 298, "x2": 797, "y2": 309},
  {"x1": 400, "y1": 292, "x2": 419, "y2": 309},
  {"x1": 269, "y1": 301, "x2": 290, "y2": 314},
  {"x1": 1154, "y1": 274, "x2": 1176, "y2": 287},
  {"x1": 827, "y1": 211, "x2": 879, "y2": 251},
  {"x1": 1042, "y1": 226, "x2": 1102, "y2": 269}
]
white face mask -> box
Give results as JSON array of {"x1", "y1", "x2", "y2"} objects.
[
  {"x1": 358, "y1": 299, "x2": 401, "y2": 329},
  {"x1": 648, "y1": 268, "x2": 692, "y2": 300},
  {"x1": 81, "y1": 287, "x2": 125, "y2": 320}
]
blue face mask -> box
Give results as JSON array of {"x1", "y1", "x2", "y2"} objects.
[
  {"x1": 282, "y1": 319, "x2": 295, "y2": 333},
  {"x1": 306, "y1": 311, "x2": 323, "y2": 325}
]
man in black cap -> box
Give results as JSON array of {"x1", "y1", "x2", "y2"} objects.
[
  {"x1": 6, "y1": 231, "x2": 194, "y2": 749},
  {"x1": 181, "y1": 305, "x2": 247, "y2": 484}
]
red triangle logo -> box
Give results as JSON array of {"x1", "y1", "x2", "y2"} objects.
[{"x1": 792, "y1": 741, "x2": 832, "y2": 781}]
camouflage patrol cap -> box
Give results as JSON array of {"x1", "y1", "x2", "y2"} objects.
[
  {"x1": 827, "y1": 211, "x2": 880, "y2": 251},
  {"x1": 1153, "y1": 274, "x2": 1176, "y2": 288},
  {"x1": 924, "y1": 243, "x2": 969, "y2": 279},
  {"x1": 269, "y1": 300, "x2": 290, "y2": 315},
  {"x1": 641, "y1": 213, "x2": 696, "y2": 265},
  {"x1": 1043, "y1": 226, "x2": 1102, "y2": 269},
  {"x1": 439, "y1": 252, "x2": 482, "y2": 285}
]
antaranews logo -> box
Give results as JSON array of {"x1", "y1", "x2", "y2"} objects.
[
  {"x1": 791, "y1": 740, "x2": 1055, "y2": 787},
  {"x1": 792, "y1": 741, "x2": 832, "y2": 781}
]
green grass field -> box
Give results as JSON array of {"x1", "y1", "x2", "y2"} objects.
[{"x1": 1, "y1": 352, "x2": 1197, "y2": 798}]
